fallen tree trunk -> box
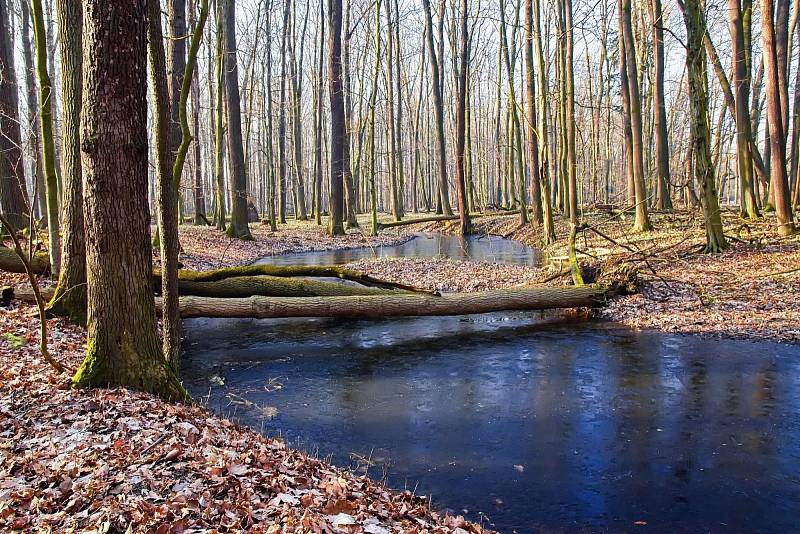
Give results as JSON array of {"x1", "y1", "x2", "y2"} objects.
[
  {"x1": 375, "y1": 210, "x2": 522, "y2": 230},
  {"x1": 0, "y1": 247, "x2": 50, "y2": 275},
  {"x1": 165, "y1": 285, "x2": 607, "y2": 319},
  {"x1": 16, "y1": 284, "x2": 607, "y2": 317}
]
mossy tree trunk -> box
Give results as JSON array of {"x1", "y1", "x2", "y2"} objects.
[
  {"x1": 48, "y1": 0, "x2": 86, "y2": 325},
  {"x1": 0, "y1": 0, "x2": 31, "y2": 233},
  {"x1": 74, "y1": 0, "x2": 187, "y2": 402},
  {"x1": 681, "y1": 0, "x2": 729, "y2": 253},
  {"x1": 147, "y1": 0, "x2": 182, "y2": 369},
  {"x1": 453, "y1": 0, "x2": 471, "y2": 235},
  {"x1": 30, "y1": 0, "x2": 62, "y2": 275}
]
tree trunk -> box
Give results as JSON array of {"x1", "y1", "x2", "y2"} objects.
[
  {"x1": 222, "y1": 0, "x2": 253, "y2": 239},
  {"x1": 453, "y1": 0, "x2": 471, "y2": 235},
  {"x1": 649, "y1": 0, "x2": 672, "y2": 210},
  {"x1": 762, "y1": 0, "x2": 797, "y2": 235},
  {"x1": 729, "y1": 0, "x2": 760, "y2": 219},
  {"x1": 48, "y1": 0, "x2": 86, "y2": 324},
  {"x1": 0, "y1": 0, "x2": 30, "y2": 232},
  {"x1": 327, "y1": 0, "x2": 346, "y2": 235},
  {"x1": 30, "y1": 0, "x2": 62, "y2": 273},
  {"x1": 74, "y1": 0, "x2": 186, "y2": 401},
  {"x1": 621, "y1": 0, "x2": 652, "y2": 231},
  {"x1": 681, "y1": 0, "x2": 728, "y2": 252},
  {"x1": 421, "y1": 0, "x2": 453, "y2": 216},
  {"x1": 147, "y1": 0, "x2": 182, "y2": 368}
]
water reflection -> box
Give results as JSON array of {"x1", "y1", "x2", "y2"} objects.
[
  {"x1": 256, "y1": 232, "x2": 543, "y2": 267},
  {"x1": 182, "y1": 316, "x2": 800, "y2": 532}
]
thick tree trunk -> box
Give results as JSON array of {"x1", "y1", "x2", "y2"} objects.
[
  {"x1": 168, "y1": 286, "x2": 607, "y2": 319},
  {"x1": 0, "y1": 0, "x2": 30, "y2": 232},
  {"x1": 48, "y1": 0, "x2": 86, "y2": 324},
  {"x1": 74, "y1": 0, "x2": 186, "y2": 401}
]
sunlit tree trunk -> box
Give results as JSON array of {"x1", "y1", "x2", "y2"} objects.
[{"x1": 761, "y1": 0, "x2": 797, "y2": 235}]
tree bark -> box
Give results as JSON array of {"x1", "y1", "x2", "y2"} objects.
[
  {"x1": 48, "y1": 0, "x2": 86, "y2": 324},
  {"x1": 30, "y1": 0, "x2": 62, "y2": 273},
  {"x1": 649, "y1": 0, "x2": 673, "y2": 210},
  {"x1": 453, "y1": 0, "x2": 471, "y2": 234},
  {"x1": 74, "y1": 0, "x2": 186, "y2": 401},
  {"x1": 621, "y1": 0, "x2": 652, "y2": 232}
]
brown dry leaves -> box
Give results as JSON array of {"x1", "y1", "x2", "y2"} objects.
[{"x1": 346, "y1": 258, "x2": 549, "y2": 293}]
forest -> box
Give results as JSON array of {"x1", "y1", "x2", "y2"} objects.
[{"x1": 1, "y1": 0, "x2": 799, "y2": 531}]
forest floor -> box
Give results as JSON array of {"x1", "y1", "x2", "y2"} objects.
[
  {"x1": 411, "y1": 208, "x2": 800, "y2": 343},
  {"x1": 0, "y1": 271, "x2": 488, "y2": 532}
]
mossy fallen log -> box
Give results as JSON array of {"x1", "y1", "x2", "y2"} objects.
[
  {"x1": 173, "y1": 275, "x2": 409, "y2": 297},
  {"x1": 162, "y1": 285, "x2": 607, "y2": 319},
  {"x1": 161, "y1": 265, "x2": 435, "y2": 294}
]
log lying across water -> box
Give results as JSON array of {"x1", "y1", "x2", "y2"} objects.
[{"x1": 162, "y1": 285, "x2": 607, "y2": 319}]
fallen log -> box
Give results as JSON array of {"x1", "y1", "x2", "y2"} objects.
[
  {"x1": 0, "y1": 247, "x2": 50, "y2": 275},
  {"x1": 166, "y1": 285, "x2": 607, "y2": 319},
  {"x1": 375, "y1": 210, "x2": 522, "y2": 230}
]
